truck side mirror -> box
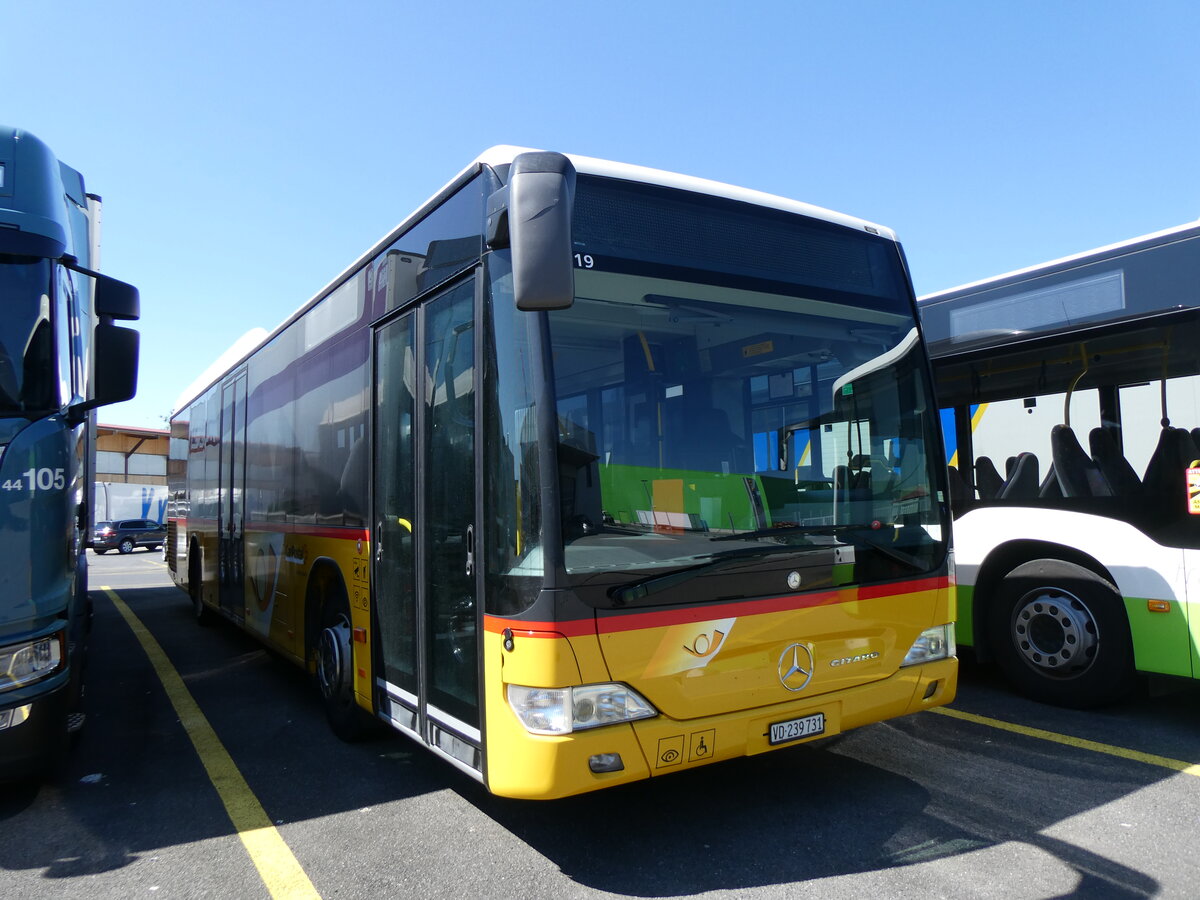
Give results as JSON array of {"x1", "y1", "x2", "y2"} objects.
[
  {"x1": 94, "y1": 272, "x2": 140, "y2": 321},
  {"x1": 92, "y1": 322, "x2": 139, "y2": 406}
]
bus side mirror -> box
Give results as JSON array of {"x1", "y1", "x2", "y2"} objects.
[{"x1": 492, "y1": 151, "x2": 576, "y2": 311}]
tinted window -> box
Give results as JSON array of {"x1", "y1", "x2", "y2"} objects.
[
  {"x1": 572, "y1": 176, "x2": 910, "y2": 312},
  {"x1": 375, "y1": 175, "x2": 484, "y2": 314}
]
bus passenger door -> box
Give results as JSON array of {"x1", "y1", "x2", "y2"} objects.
[
  {"x1": 421, "y1": 278, "x2": 480, "y2": 743},
  {"x1": 372, "y1": 311, "x2": 419, "y2": 717},
  {"x1": 218, "y1": 371, "x2": 247, "y2": 620},
  {"x1": 373, "y1": 276, "x2": 480, "y2": 765}
]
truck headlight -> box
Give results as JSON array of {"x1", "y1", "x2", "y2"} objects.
[
  {"x1": 507, "y1": 683, "x2": 657, "y2": 735},
  {"x1": 901, "y1": 624, "x2": 956, "y2": 667},
  {"x1": 0, "y1": 632, "x2": 65, "y2": 691}
]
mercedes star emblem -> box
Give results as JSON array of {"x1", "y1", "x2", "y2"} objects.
[{"x1": 778, "y1": 642, "x2": 815, "y2": 692}]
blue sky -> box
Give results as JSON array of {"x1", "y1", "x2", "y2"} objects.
[{"x1": 5, "y1": 1, "x2": 1198, "y2": 429}]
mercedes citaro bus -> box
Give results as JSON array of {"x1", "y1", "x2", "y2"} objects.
[{"x1": 167, "y1": 148, "x2": 955, "y2": 798}]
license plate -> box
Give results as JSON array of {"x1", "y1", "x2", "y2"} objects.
[{"x1": 769, "y1": 712, "x2": 825, "y2": 745}]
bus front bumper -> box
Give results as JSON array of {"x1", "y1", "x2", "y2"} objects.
[{"x1": 486, "y1": 656, "x2": 958, "y2": 799}]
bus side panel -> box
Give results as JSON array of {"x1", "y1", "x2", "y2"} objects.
[
  {"x1": 953, "y1": 506, "x2": 1193, "y2": 678},
  {"x1": 239, "y1": 529, "x2": 372, "y2": 700}
]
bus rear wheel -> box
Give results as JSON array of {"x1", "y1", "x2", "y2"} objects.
[{"x1": 988, "y1": 559, "x2": 1133, "y2": 708}]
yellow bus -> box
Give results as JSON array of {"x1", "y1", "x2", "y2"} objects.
[{"x1": 166, "y1": 148, "x2": 956, "y2": 799}]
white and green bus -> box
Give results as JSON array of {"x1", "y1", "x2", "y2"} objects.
[{"x1": 920, "y1": 221, "x2": 1200, "y2": 708}]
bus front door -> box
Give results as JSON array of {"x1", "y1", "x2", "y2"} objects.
[
  {"x1": 373, "y1": 276, "x2": 480, "y2": 768},
  {"x1": 218, "y1": 371, "x2": 247, "y2": 620}
]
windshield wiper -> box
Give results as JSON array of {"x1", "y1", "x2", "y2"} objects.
[
  {"x1": 608, "y1": 545, "x2": 809, "y2": 606},
  {"x1": 712, "y1": 523, "x2": 928, "y2": 571},
  {"x1": 708, "y1": 524, "x2": 859, "y2": 542}
]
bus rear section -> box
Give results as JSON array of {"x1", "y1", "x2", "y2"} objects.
[{"x1": 168, "y1": 148, "x2": 955, "y2": 799}]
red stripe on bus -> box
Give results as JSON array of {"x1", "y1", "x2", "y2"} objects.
[
  {"x1": 170, "y1": 518, "x2": 370, "y2": 542},
  {"x1": 860, "y1": 575, "x2": 949, "y2": 600}
]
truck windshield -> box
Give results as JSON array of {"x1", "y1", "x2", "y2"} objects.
[
  {"x1": 555, "y1": 179, "x2": 945, "y2": 601},
  {"x1": 0, "y1": 256, "x2": 55, "y2": 413}
]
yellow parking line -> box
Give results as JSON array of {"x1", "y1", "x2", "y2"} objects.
[
  {"x1": 102, "y1": 587, "x2": 322, "y2": 899},
  {"x1": 931, "y1": 706, "x2": 1200, "y2": 777}
]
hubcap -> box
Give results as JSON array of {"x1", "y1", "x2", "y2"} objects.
[{"x1": 1011, "y1": 586, "x2": 1099, "y2": 678}]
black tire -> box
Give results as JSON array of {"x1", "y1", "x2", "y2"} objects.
[
  {"x1": 189, "y1": 550, "x2": 213, "y2": 626},
  {"x1": 988, "y1": 559, "x2": 1133, "y2": 708},
  {"x1": 118, "y1": 538, "x2": 135, "y2": 555},
  {"x1": 94, "y1": 549, "x2": 107, "y2": 555},
  {"x1": 312, "y1": 577, "x2": 376, "y2": 742}
]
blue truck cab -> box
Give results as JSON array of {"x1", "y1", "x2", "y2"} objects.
[{"x1": 0, "y1": 127, "x2": 139, "y2": 777}]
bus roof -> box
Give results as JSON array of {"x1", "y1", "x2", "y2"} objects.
[{"x1": 484, "y1": 147, "x2": 897, "y2": 239}]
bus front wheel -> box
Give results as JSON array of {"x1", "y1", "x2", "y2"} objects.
[
  {"x1": 988, "y1": 559, "x2": 1133, "y2": 708},
  {"x1": 313, "y1": 590, "x2": 375, "y2": 742}
]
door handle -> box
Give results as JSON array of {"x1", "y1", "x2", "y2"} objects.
[{"x1": 465, "y1": 524, "x2": 475, "y2": 578}]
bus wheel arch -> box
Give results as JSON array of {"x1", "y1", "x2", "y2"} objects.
[
  {"x1": 188, "y1": 540, "x2": 213, "y2": 625},
  {"x1": 977, "y1": 544, "x2": 1133, "y2": 708},
  {"x1": 305, "y1": 559, "x2": 374, "y2": 742}
]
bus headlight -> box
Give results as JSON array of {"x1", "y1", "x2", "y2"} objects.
[
  {"x1": 507, "y1": 683, "x2": 657, "y2": 735},
  {"x1": 901, "y1": 624, "x2": 956, "y2": 667},
  {"x1": 0, "y1": 632, "x2": 65, "y2": 692}
]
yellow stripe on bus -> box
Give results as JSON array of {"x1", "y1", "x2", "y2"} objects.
[
  {"x1": 931, "y1": 706, "x2": 1200, "y2": 776},
  {"x1": 103, "y1": 587, "x2": 322, "y2": 900},
  {"x1": 948, "y1": 402, "x2": 989, "y2": 469}
]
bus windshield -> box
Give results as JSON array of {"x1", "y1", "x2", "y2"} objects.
[
  {"x1": 0, "y1": 256, "x2": 55, "y2": 413},
  {"x1": 498, "y1": 178, "x2": 947, "y2": 603}
]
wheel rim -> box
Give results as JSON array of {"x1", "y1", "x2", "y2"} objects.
[
  {"x1": 317, "y1": 618, "x2": 351, "y2": 702},
  {"x1": 121, "y1": 540, "x2": 134, "y2": 553},
  {"x1": 1010, "y1": 585, "x2": 1100, "y2": 679}
]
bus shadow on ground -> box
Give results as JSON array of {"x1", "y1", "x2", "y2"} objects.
[{"x1": 473, "y1": 718, "x2": 1163, "y2": 897}]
